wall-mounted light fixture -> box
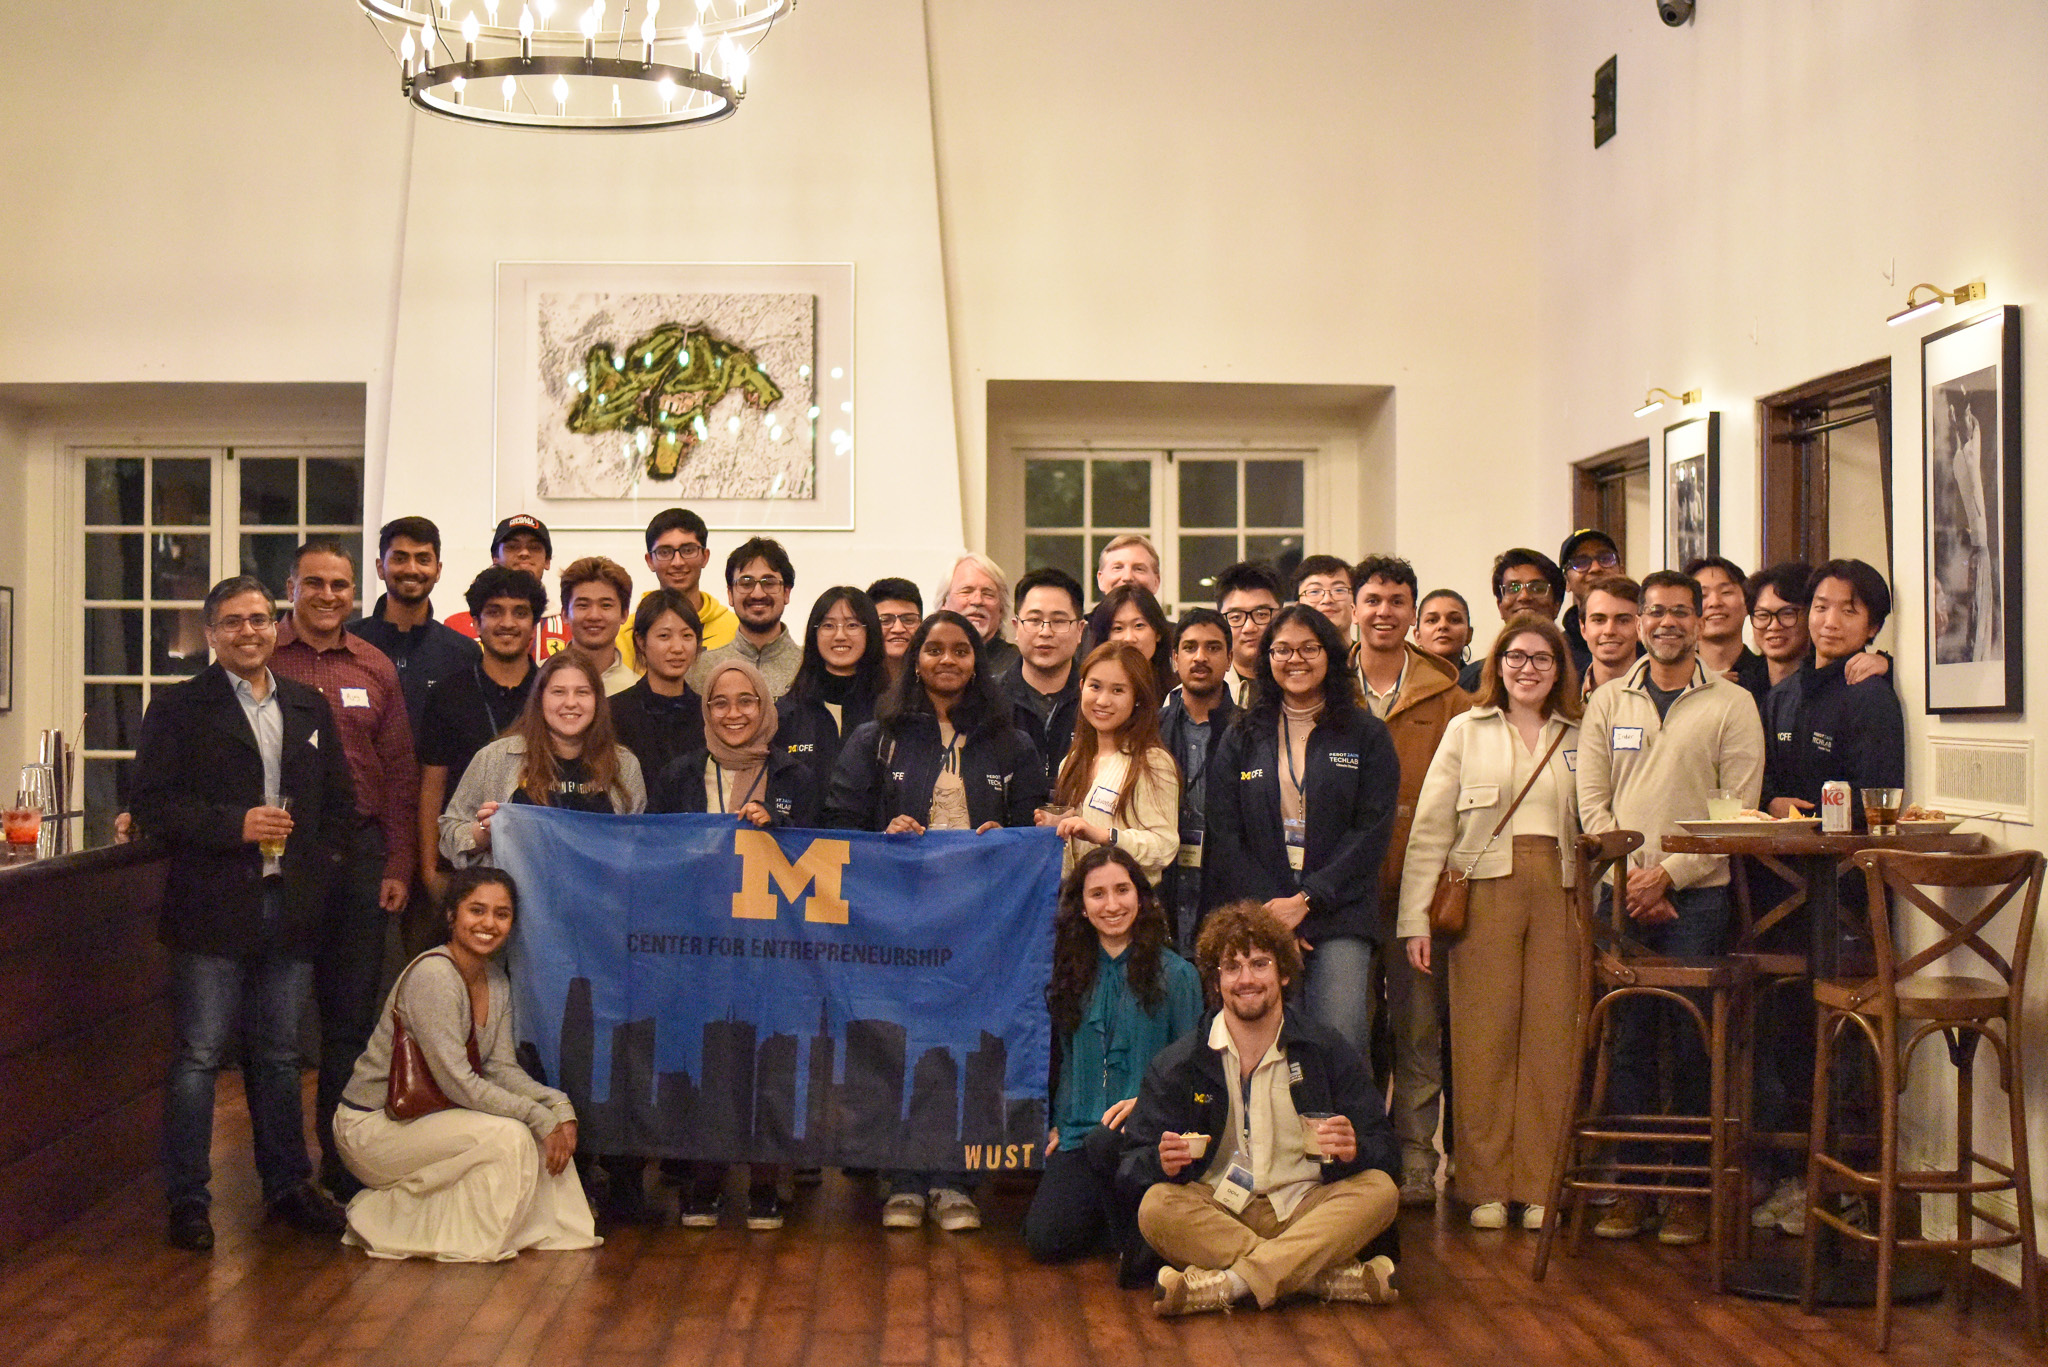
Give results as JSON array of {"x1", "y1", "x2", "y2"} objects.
[
  {"x1": 1886, "y1": 278, "x2": 1986, "y2": 327},
  {"x1": 1633, "y1": 387, "x2": 1701, "y2": 418}
]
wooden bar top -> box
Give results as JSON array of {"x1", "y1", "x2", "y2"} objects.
[{"x1": 1661, "y1": 830, "x2": 1987, "y2": 857}]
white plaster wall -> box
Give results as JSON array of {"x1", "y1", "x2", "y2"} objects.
[
  {"x1": 1533, "y1": 0, "x2": 2048, "y2": 1273},
  {"x1": 927, "y1": 0, "x2": 1543, "y2": 598}
]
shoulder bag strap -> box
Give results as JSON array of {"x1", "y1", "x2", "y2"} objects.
[{"x1": 1459, "y1": 724, "x2": 1567, "y2": 875}]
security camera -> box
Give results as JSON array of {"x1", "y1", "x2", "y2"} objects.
[{"x1": 1658, "y1": 0, "x2": 1695, "y2": 25}]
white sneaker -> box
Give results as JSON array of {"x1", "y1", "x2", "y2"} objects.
[
  {"x1": 881, "y1": 1192, "x2": 925, "y2": 1229},
  {"x1": 1520, "y1": 1203, "x2": 1546, "y2": 1231},
  {"x1": 1155, "y1": 1265, "x2": 1238, "y2": 1317},
  {"x1": 929, "y1": 1187, "x2": 981, "y2": 1232},
  {"x1": 1751, "y1": 1176, "x2": 1804, "y2": 1231},
  {"x1": 1468, "y1": 1201, "x2": 1508, "y2": 1229}
]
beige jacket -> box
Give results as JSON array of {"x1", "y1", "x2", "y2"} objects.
[
  {"x1": 1396, "y1": 708, "x2": 1580, "y2": 940},
  {"x1": 1059, "y1": 745, "x2": 1181, "y2": 882},
  {"x1": 1576, "y1": 656, "x2": 1764, "y2": 890}
]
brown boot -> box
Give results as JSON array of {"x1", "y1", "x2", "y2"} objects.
[
  {"x1": 1593, "y1": 1193, "x2": 1649, "y2": 1239},
  {"x1": 1657, "y1": 1196, "x2": 1708, "y2": 1246}
]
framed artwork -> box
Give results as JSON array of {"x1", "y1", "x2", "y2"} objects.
[
  {"x1": 0, "y1": 585, "x2": 11, "y2": 713},
  {"x1": 1663, "y1": 412, "x2": 1719, "y2": 569},
  {"x1": 1922, "y1": 304, "x2": 2022, "y2": 714},
  {"x1": 495, "y1": 260, "x2": 855, "y2": 532}
]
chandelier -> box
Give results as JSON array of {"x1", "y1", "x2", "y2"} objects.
[{"x1": 357, "y1": 0, "x2": 795, "y2": 131}]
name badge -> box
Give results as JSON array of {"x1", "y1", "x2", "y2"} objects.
[
  {"x1": 1612, "y1": 726, "x2": 1644, "y2": 752},
  {"x1": 339, "y1": 687, "x2": 372, "y2": 708},
  {"x1": 1216, "y1": 1161, "x2": 1256, "y2": 1214},
  {"x1": 1086, "y1": 783, "x2": 1119, "y2": 815},
  {"x1": 1177, "y1": 841, "x2": 1204, "y2": 869}
]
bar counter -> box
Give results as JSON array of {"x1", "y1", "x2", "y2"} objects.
[{"x1": 0, "y1": 840, "x2": 171, "y2": 1253}]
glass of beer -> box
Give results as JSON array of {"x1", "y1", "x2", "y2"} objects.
[
  {"x1": 1861, "y1": 787, "x2": 1904, "y2": 836},
  {"x1": 260, "y1": 794, "x2": 293, "y2": 860},
  {"x1": 1706, "y1": 788, "x2": 1742, "y2": 822}
]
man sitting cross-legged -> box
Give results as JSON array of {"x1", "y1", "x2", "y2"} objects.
[{"x1": 1118, "y1": 900, "x2": 1402, "y2": 1316}]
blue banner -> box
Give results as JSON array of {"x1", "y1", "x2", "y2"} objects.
[{"x1": 493, "y1": 806, "x2": 1061, "y2": 1172}]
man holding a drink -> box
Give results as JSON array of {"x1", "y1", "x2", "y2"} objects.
[
  {"x1": 1117, "y1": 901, "x2": 1402, "y2": 1316},
  {"x1": 130, "y1": 575, "x2": 358, "y2": 1252}
]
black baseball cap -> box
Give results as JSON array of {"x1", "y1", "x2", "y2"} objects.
[
  {"x1": 491, "y1": 513, "x2": 553, "y2": 558},
  {"x1": 1559, "y1": 527, "x2": 1619, "y2": 568}
]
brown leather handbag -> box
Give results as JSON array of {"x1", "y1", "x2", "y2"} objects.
[
  {"x1": 1426, "y1": 726, "x2": 1567, "y2": 937},
  {"x1": 385, "y1": 951, "x2": 484, "y2": 1121}
]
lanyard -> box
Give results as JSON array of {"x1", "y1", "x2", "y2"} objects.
[
  {"x1": 474, "y1": 663, "x2": 523, "y2": 738},
  {"x1": 1180, "y1": 720, "x2": 1211, "y2": 796},
  {"x1": 713, "y1": 761, "x2": 765, "y2": 813},
  {"x1": 1280, "y1": 712, "x2": 1308, "y2": 808},
  {"x1": 938, "y1": 722, "x2": 964, "y2": 776},
  {"x1": 1236, "y1": 1061, "x2": 1257, "y2": 1159}
]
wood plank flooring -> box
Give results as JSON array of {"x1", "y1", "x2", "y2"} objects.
[{"x1": 1, "y1": 1079, "x2": 2038, "y2": 1366}]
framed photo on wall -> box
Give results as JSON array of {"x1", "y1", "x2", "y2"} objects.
[
  {"x1": 1922, "y1": 304, "x2": 2022, "y2": 715},
  {"x1": 1663, "y1": 413, "x2": 1719, "y2": 569},
  {"x1": 495, "y1": 260, "x2": 856, "y2": 533}
]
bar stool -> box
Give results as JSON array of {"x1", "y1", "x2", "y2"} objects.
[
  {"x1": 1533, "y1": 830, "x2": 1753, "y2": 1291},
  {"x1": 1800, "y1": 849, "x2": 2044, "y2": 1350}
]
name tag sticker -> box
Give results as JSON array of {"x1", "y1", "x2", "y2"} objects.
[
  {"x1": 1217, "y1": 1162, "x2": 1256, "y2": 1214},
  {"x1": 1562, "y1": 748, "x2": 1577, "y2": 772},
  {"x1": 1087, "y1": 783, "x2": 1119, "y2": 815},
  {"x1": 340, "y1": 687, "x2": 372, "y2": 708},
  {"x1": 1612, "y1": 726, "x2": 1644, "y2": 752}
]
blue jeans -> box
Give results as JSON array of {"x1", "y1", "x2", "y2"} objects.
[
  {"x1": 1603, "y1": 884, "x2": 1729, "y2": 1175},
  {"x1": 1299, "y1": 935, "x2": 1377, "y2": 1063},
  {"x1": 163, "y1": 933, "x2": 315, "y2": 1211}
]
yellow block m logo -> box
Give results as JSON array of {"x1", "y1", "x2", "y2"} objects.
[{"x1": 732, "y1": 830, "x2": 852, "y2": 924}]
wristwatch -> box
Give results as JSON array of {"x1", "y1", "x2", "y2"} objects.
[{"x1": 1107, "y1": 827, "x2": 1119, "y2": 848}]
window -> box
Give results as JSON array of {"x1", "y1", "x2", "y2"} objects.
[
  {"x1": 76, "y1": 446, "x2": 364, "y2": 847},
  {"x1": 1020, "y1": 449, "x2": 1309, "y2": 613}
]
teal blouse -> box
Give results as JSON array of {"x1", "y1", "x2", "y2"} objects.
[{"x1": 1053, "y1": 944, "x2": 1204, "y2": 1150}]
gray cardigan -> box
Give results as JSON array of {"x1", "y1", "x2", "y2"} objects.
[
  {"x1": 439, "y1": 733, "x2": 647, "y2": 867},
  {"x1": 341, "y1": 951, "x2": 574, "y2": 1140}
]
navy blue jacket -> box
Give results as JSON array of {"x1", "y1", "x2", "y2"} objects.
[
  {"x1": 129, "y1": 664, "x2": 356, "y2": 957},
  {"x1": 348, "y1": 598, "x2": 481, "y2": 729},
  {"x1": 1761, "y1": 657, "x2": 1906, "y2": 822},
  {"x1": 776, "y1": 685, "x2": 878, "y2": 796},
  {"x1": 1002, "y1": 665, "x2": 1080, "y2": 790},
  {"x1": 824, "y1": 714, "x2": 1047, "y2": 831},
  {"x1": 648, "y1": 744, "x2": 823, "y2": 828},
  {"x1": 1201, "y1": 706, "x2": 1399, "y2": 944},
  {"x1": 1117, "y1": 1007, "x2": 1400, "y2": 1192},
  {"x1": 1156, "y1": 685, "x2": 1237, "y2": 919}
]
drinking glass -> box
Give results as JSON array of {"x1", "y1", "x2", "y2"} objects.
[
  {"x1": 1706, "y1": 788, "x2": 1742, "y2": 822},
  {"x1": 260, "y1": 794, "x2": 294, "y2": 860},
  {"x1": 1861, "y1": 787, "x2": 1904, "y2": 837}
]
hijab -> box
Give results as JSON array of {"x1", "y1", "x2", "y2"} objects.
[{"x1": 701, "y1": 658, "x2": 779, "y2": 813}]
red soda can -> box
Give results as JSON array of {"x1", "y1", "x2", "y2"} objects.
[{"x1": 1820, "y1": 780, "x2": 1852, "y2": 833}]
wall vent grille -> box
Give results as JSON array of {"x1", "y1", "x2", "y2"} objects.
[{"x1": 1926, "y1": 737, "x2": 2032, "y2": 825}]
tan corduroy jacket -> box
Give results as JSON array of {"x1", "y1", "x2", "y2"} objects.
[
  {"x1": 1577, "y1": 656, "x2": 1764, "y2": 890},
  {"x1": 1360, "y1": 643, "x2": 1473, "y2": 926}
]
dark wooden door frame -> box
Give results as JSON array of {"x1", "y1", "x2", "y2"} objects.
[
  {"x1": 1757, "y1": 358, "x2": 1892, "y2": 570},
  {"x1": 1572, "y1": 439, "x2": 1652, "y2": 553}
]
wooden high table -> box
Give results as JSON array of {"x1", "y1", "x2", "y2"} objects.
[{"x1": 1661, "y1": 826, "x2": 1985, "y2": 1304}]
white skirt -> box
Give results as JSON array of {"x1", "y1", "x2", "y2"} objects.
[{"x1": 334, "y1": 1104, "x2": 601, "y2": 1262}]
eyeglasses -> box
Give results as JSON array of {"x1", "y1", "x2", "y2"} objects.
[
  {"x1": 707, "y1": 693, "x2": 762, "y2": 713},
  {"x1": 1501, "y1": 649, "x2": 1557, "y2": 672},
  {"x1": 1641, "y1": 605, "x2": 1696, "y2": 621},
  {"x1": 649, "y1": 544, "x2": 706, "y2": 564},
  {"x1": 1013, "y1": 615, "x2": 1079, "y2": 634},
  {"x1": 1499, "y1": 580, "x2": 1555, "y2": 599},
  {"x1": 817, "y1": 619, "x2": 865, "y2": 637},
  {"x1": 1223, "y1": 606, "x2": 1276, "y2": 628},
  {"x1": 1750, "y1": 605, "x2": 1802, "y2": 628},
  {"x1": 1221, "y1": 956, "x2": 1277, "y2": 976},
  {"x1": 732, "y1": 575, "x2": 786, "y2": 593},
  {"x1": 876, "y1": 612, "x2": 922, "y2": 630},
  {"x1": 211, "y1": 613, "x2": 276, "y2": 634},
  {"x1": 1565, "y1": 549, "x2": 1620, "y2": 574},
  {"x1": 1269, "y1": 642, "x2": 1326, "y2": 663},
  {"x1": 1296, "y1": 584, "x2": 1350, "y2": 603}
]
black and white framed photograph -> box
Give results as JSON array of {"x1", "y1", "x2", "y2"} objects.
[
  {"x1": 1663, "y1": 412, "x2": 1719, "y2": 569},
  {"x1": 1923, "y1": 304, "x2": 2023, "y2": 714},
  {"x1": 495, "y1": 260, "x2": 856, "y2": 532}
]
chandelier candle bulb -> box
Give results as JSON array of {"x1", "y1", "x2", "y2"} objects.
[
  {"x1": 553, "y1": 74, "x2": 569, "y2": 113},
  {"x1": 463, "y1": 13, "x2": 478, "y2": 61}
]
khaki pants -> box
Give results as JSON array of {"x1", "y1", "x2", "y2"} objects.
[
  {"x1": 1445, "y1": 837, "x2": 1575, "y2": 1207},
  {"x1": 1137, "y1": 1169, "x2": 1399, "y2": 1307}
]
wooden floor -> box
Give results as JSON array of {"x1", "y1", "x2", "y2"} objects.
[{"x1": 2, "y1": 1082, "x2": 2039, "y2": 1367}]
